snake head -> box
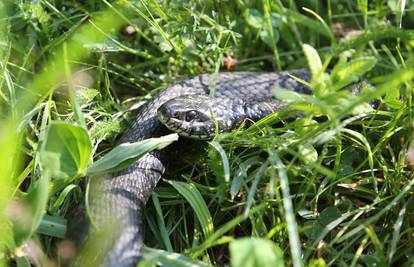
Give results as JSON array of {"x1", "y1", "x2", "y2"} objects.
[{"x1": 157, "y1": 95, "x2": 236, "y2": 140}]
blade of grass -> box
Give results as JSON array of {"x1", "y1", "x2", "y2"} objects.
[{"x1": 269, "y1": 153, "x2": 302, "y2": 267}]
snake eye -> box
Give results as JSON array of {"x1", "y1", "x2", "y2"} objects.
[
  {"x1": 172, "y1": 112, "x2": 180, "y2": 118},
  {"x1": 185, "y1": 110, "x2": 198, "y2": 122}
]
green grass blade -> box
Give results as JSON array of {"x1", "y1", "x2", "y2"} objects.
[
  {"x1": 36, "y1": 214, "x2": 66, "y2": 239},
  {"x1": 141, "y1": 247, "x2": 212, "y2": 267},
  {"x1": 151, "y1": 193, "x2": 173, "y2": 252},
  {"x1": 269, "y1": 153, "x2": 302, "y2": 267},
  {"x1": 167, "y1": 180, "x2": 214, "y2": 239},
  {"x1": 208, "y1": 141, "x2": 230, "y2": 183}
]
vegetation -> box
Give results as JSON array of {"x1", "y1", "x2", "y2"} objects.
[{"x1": 1, "y1": 1, "x2": 414, "y2": 266}]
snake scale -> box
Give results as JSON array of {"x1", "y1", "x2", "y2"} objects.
[{"x1": 87, "y1": 70, "x2": 317, "y2": 266}]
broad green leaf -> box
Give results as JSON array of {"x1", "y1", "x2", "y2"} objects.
[
  {"x1": 302, "y1": 44, "x2": 322, "y2": 80},
  {"x1": 303, "y1": 221, "x2": 324, "y2": 240},
  {"x1": 270, "y1": 12, "x2": 282, "y2": 28},
  {"x1": 298, "y1": 144, "x2": 318, "y2": 164},
  {"x1": 331, "y1": 57, "x2": 377, "y2": 88},
  {"x1": 246, "y1": 9, "x2": 264, "y2": 29},
  {"x1": 309, "y1": 258, "x2": 327, "y2": 267},
  {"x1": 260, "y1": 28, "x2": 280, "y2": 47},
  {"x1": 245, "y1": 9, "x2": 280, "y2": 48},
  {"x1": 87, "y1": 133, "x2": 178, "y2": 175},
  {"x1": 75, "y1": 88, "x2": 100, "y2": 106},
  {"x1": 384, "y1": 85, "x2": 402, "y2": 109},
  {"x1": 167, "y1": 180, "x2": 214, "y2": 239},
  {"x1": 39, "y1": 122, "x2": 92, "y2": 179},
  {"x1": 319, "y1": 207, "x2": 342, "y2": 226},
  {"x1": 350, "y1": 102, "x2": 374, "y2": 115},
  {"x1": 230, "y1": 238, "x2": 285, "y2": 267}
]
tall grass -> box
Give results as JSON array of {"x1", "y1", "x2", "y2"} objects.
[{"x1": 1, "y1": 1, "x2": 414, "y2": 266}]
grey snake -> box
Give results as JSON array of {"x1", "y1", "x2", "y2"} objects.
[{"x1": 86, "y1": 69, "x2": 354, "y2": 266}]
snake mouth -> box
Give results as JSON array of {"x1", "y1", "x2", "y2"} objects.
[{"x1": 158, "y1": 110, "x2": 213, "y2": 140}]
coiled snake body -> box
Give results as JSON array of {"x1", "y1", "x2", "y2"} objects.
[{"x1": 90, "y1": 70, "x2": 313, "y2": 266}]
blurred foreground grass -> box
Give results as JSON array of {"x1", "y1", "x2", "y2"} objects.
[{"x1": 1, "y1": 1, "x2": 414, "y2": 266}]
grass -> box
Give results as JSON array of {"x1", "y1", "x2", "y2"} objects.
[{"x1": 1, "y1": 0, "x2": 414, "y2": 266}]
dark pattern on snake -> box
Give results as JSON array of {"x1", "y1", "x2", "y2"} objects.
[{"x1": 89, "y1": 70, "x2": 314, "y2": 267}]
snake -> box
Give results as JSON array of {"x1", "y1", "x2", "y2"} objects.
[{"x1": 86, "y1": 69, "x2": 338, "y2": 266}]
